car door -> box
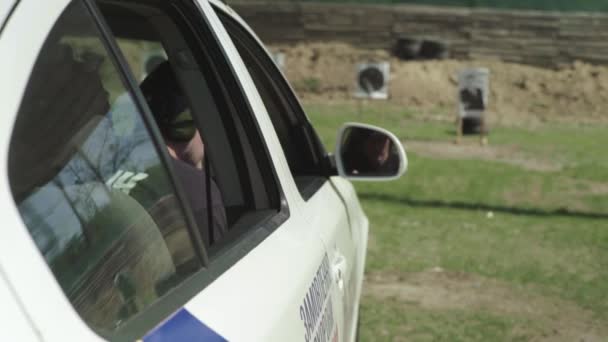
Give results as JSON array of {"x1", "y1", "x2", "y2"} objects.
[
  {"x1": 0, "y1": 275, "x2": 39, "y2": 341},
  {"x1": 212, "y1": 4, "x2": 362, "y2": 342},
  {"x1": 1, "y1": 0, "x2": 339, "y2": 341}
]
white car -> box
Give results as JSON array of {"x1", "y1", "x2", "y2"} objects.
[{"x1": 0, "y1": 0, "x2": 407, "y2": 341}]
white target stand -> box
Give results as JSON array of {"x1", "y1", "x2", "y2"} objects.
[
  {"x1": 456, "y1": 68, "x2": 489, "y2": 146},
  {"x1": 354, "y1": 62, "x2": 390, "y2": 117}
]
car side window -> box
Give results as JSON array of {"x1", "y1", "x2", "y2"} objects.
[
  {"x1": 8, "y1": 0, "x2": 203, "y2": 335},
  {"x1": 217, "y1": 11, "x2": 330, "y2": 200},
  {"x1": 97, "y1": 0, "x2": 282, "y2": 236}
]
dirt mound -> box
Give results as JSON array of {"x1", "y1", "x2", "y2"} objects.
[{"x1": 271, "y1": 42, "x2": 608, "y2": 125}]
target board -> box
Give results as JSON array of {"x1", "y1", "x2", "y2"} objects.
[
  {"x1": 354, "y1": 62, "x2": 390, "y2": 100},
  {"x1": 458, "y1": 68, "x2": 489, "y2": 118}
]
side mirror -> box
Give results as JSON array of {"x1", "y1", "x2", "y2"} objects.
[{"x1": 335, "y1": 123, "x2": 407, "y2": 181}]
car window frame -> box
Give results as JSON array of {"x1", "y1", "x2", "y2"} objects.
[
  {"x1": 82, "y1": 0, "x2": 210, "y2": 267},
  {"x1": 141, "y1": 0, "x2": 291, "y2": 234},
  {"x1": 214, "y1": 6, "x2": 334, "y2": 201},
  {"x1": 91, "y1": 0, "x2": 291, "y2": 237}
]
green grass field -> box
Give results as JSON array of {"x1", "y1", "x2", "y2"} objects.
[{"x1": 305, "y1": 101, "x2": 608, "y2": 341}]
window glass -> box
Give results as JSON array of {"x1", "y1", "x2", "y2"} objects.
[
  {"x1": 116, "y1": 39, "x2": 166, "y2": 81},
  {"x1": 8, "y1": 0, "x2": 200, "y2": 333},
  {"x1": 97, "y1": 0, "x2": 281, "y2": 237},
  {"x1": 219, "y1": 13, "x2": 329, "y2": 198}
]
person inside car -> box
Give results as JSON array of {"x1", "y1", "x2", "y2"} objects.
[{"x1": 140, "y1": 60, "x2": 227, "y2": 247}]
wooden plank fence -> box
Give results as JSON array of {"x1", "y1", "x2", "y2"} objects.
[{"x1": 231, "y1": 2, "x2": 608, "y2": 67}]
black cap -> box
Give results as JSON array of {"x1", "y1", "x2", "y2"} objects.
[{"x1": 140, "y1": 61, "x2": 196, "y2": 141}]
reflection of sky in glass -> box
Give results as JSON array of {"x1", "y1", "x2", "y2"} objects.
[
  {"x1": 108, "y1": 92, "x2": 159, "y2": 172},
  {"x1": 18, "y1": 94, "x2": 161, "y2": 262},
  {"x1": 20, "y1": 185, "x2": 83, "y2": 260}
]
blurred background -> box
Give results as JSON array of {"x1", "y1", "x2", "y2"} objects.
[{"x1": 228, "y1": 1, "x2": 608, "y2": 340}]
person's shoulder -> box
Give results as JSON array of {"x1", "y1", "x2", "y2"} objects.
[
  {"x1": 170, "y1": 158, "x2": 207, "y2": 183},
  {"x1": 171, "y1": 158, "x2": 197, "y2": 172}
]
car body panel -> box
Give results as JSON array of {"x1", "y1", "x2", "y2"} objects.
[
  {"x1": 0, "y1": 0, "x2": 17, "y2": 30},
  {"x1": 329, "y1": 177, "x2": 370, "y2": 342},
  {"x1": 0, "y1": 268, "x2": 40, "y2": 341}
]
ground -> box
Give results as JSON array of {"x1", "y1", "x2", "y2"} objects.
[
  {"x1": 285, "y1": 42, "x2": 608, "y2": 341},
  {"x1": 364, "y1": 270, "x2": 607, "y2": 341},
  {"x1": 302, "y1": 98, "x2": 608, "y2": 341}
]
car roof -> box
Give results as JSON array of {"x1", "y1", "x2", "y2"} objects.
[{"x1": 0, "y1": 0, "x2": 17, "y2": 33}]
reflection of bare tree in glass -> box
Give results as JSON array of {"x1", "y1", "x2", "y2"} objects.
[
  {"x1": 93, "y1": 119, "x2": 121, "y2": 178},
  {"x1": 110, "y1": 134, "x2": 139, "y2": 173},
  {"x1": 92, "y1": 114, "x2": 150, "y2": 180},
  {"x1": 61, "y1": 153, "x2": 101, "y2": 223},
  {"x1": 53, "y1": 178, "x2": 92, "y2": 247}
]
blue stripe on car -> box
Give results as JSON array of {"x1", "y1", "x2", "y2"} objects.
[{"x1": 144, "y1": 309, "x2": 226, "y2": 342}]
